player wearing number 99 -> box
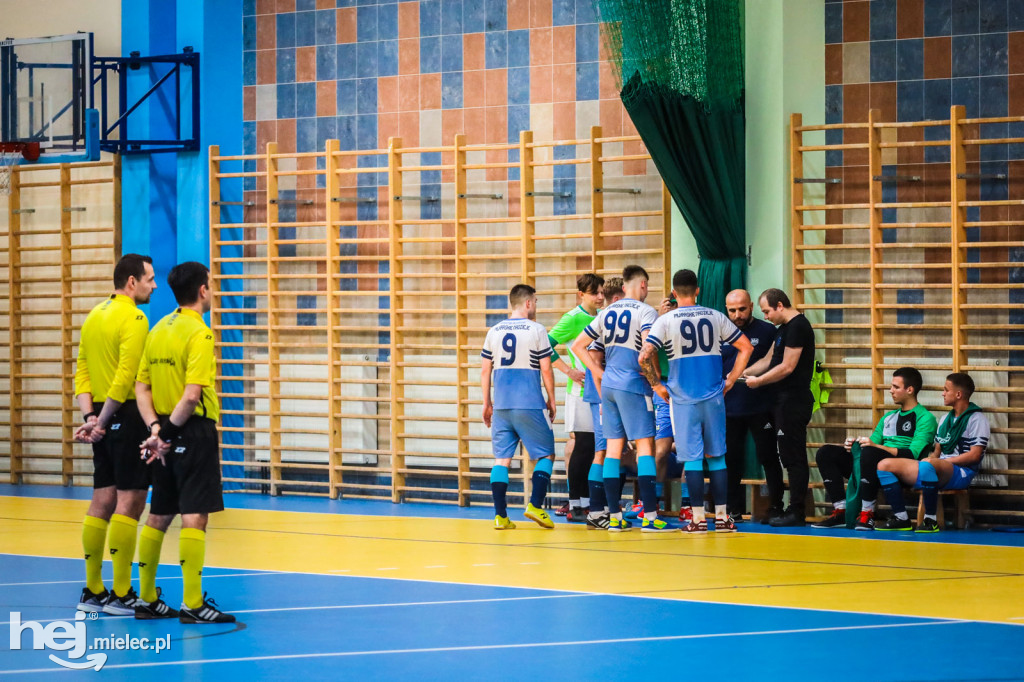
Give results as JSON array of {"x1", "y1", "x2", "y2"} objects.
[
  {"x1": 481, "y1": 284, "x2": 558, "y2": 530},
  {"x1": 571, "y1": 265, "x2": 674, "y2": 532},
  {"x1": 641, "y1": 269, "x2": 753, "y2": 533}
]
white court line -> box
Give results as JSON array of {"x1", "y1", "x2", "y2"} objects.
[
  {"x1": 0, "y1": 619, "x2": 968, "y2": 674},
  {"x1": 376, "y1": 567, "x2": 398, "y2": 571},
  {"x1": 423, "y1": 565, "x2": 446, "y2": 569},
  {"x1": 471, "y1": 563, "x2": 494, "y2": 567},
  {"x1": 0, "y1": 571, "x2": 290, "y2": 588},
  {"x1": 0, "y1": 594, "x2": 593, "y2": 628}
]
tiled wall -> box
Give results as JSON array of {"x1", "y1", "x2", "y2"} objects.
[{"x1": 241, "y1": 0, "x2": 643, "y2": 162}]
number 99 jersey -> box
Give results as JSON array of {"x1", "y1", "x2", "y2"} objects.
[
  {"x1": 582, "y1": 298, "x2": 657, "y2": 396},
  {"x1": 646, "y1": 305, "x2": 742, "y2": 403},
  {"x1": 481, "y1": 318, "x2": 553, "y2": 410}
]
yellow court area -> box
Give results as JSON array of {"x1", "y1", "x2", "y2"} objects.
[{"x1": 3, "y1": 495, "x2": 1023, "y2": 627}]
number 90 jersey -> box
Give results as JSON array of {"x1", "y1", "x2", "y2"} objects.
[
  {"x1": 481, "y1": 318, "x2": 553, "y2": 410},
  {"x1": 646, "y1": 305, "x2": 742, "y2": 403},
  {"x1": 583, "y1": 298, "x2": 657, "y2": 396}
]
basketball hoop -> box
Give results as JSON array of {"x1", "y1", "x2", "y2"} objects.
[{"x1": 0, "y1": 142, "x2": 40, "y2": 196}]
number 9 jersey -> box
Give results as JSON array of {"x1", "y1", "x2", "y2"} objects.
[
  {"x1": 481, "y1": 318, "x2": 553, "y2": 410},
  {"x1": 646, "y1": 305, "x2": 742, "y2": 403},
  {"x1": 582, "y1": 298, "x2": 657, "y2": 396}
]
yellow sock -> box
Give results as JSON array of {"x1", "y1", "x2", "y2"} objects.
[
  {"x1": 108, "y1": 514, "x2": 138, "y2": 597},
  {"x1": 137, "y1": 525, "x2": 165, "y2": 604},
  {"x1": 82, "y1": 515, "x2": 108, "y2": 594},
  {"x1": 179, "y1": 528, "x2": 206, "y2": 610}
]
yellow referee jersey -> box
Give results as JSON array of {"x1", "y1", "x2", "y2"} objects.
[
  {"x1": 137, "y1": 307, "x2": 219, "y2": 422},
  {"x1": 74, "y1": 294, "x2": 149, "y2": 403}
]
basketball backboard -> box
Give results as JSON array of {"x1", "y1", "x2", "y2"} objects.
[{"x1": 0, "y1": 32, "x2": 97, "y2": 160}]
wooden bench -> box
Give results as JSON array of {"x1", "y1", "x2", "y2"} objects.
[{"x1": 916, "y1": 489, "x2": 971, "y2": 529}]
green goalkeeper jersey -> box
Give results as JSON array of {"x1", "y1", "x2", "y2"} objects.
[
  {"x1": 548, "y1": 305, "x2": 596, "y2": 397},
  {"x1": 869, "y1": 403, "x2": 938, "y2": 459}
]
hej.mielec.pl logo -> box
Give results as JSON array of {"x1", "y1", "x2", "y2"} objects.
[{"x1": 9, "y1": 611, "x2": 171, "y2": 671}]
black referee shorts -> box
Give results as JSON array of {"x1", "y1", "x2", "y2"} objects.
[
  {"x1": 91, "y1": 400, "x2": 151, "y2": 491},
  {"x1": 149, "y1": 416, "x2": 224, "y2": 516}
]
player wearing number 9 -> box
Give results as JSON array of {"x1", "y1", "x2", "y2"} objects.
[{"x1": 480, "y1": 284, "x2": 559, "y2": 530}]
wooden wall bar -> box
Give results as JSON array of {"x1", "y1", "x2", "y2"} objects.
[
  {"x1": 791, "y1": 106, "x2": 1024, "y2": 524},
  {"x1": 210, "y1": 129, "x2": 669, "y2": 504}
]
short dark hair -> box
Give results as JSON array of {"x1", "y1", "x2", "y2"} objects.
[
  {"x1": 603, "y1": 277, "x2": 624, "y2": 300},
  {"x1": 577, "y1": 273, "x2": 604, "y2": 295},
  {"x1": 623, "y1": 265, "x2": 649, "y2": 283},
  {"x1": 509, "y1": 283, "x2": 536, "y2": 308},
  {"x1": 167, "y1": 261, "x2": 210, "y2": 306},
  {"x1": 759, "y1": 288, "x2": 792, "y2": 309},
  {"x1": 893, "y1": 367, "x2": 923, "y2": 395},
  {"x1": 113, "y1": 254, "x2": 152, "y2": 289},
  {"x1": 946, "y1": 372, "x2": 975, "y2": 399},
  {"x1": 672, "y1": 269, "x2": 698, "y2": 297}
]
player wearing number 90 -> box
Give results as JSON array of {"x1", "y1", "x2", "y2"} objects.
[
  {"x1": 641, "y1": 269, "x2": 753, "y2": 533},
  {"x1": 571, "y1": 265, "x2": 676, "y2": 532},
  {"x1": 481, "y1": 284, "x2": 558, "y2": 530}
]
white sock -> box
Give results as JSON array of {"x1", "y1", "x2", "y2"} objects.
[
  {"x1": 613, "y1": 511, "x2": 622, "y2": 521},
  {"x1": 833, "y1": 500, "x2": 846, "y2": 510},
  {"x1": 692, "y1": 506, "x2": 706, "y2": 523},
  {"x1": 645, "y1": 511, "x2": 658, "y2": 522},
  {"x1": 924, "y1": 513, "x2": 937, "y2": 522},
  {"x1": 569, "y1": 499, "x2": 580, "y2": 508},
  {"x1": 715, "y1": 504, "x2": 727, "y2": 520},
  {"x1": 861, "y1": 499, "x2": 875, "y2": 512},
  {"x1": 895, "y1": 511, "x2": 909, "y2": 521},
  {"x1": 581, "y1": 497, "x2": 590, "y2": 507}
]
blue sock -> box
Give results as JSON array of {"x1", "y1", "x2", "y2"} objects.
[
  {"x1": 707, "y1": 456, "x2": 727, "y2": 507},
  {"x1": 655, "y1": 481, "x2": 664, "y2": 501},
  {"x1": 638, "y1": 455, "x2": 657, "y2": 513},
  {"x1": 878, "y1": 469, "x2": 905, "y2": 517},
  {"x1": 917, "y1": 461, "x2": 939, "y2": 517},
  {"x1": 603, "y1": 458, "x2": 622, "y2": 514},
  {"x1": 684, "y1": 464, "x2": 705, "y2": 512},
  {"x1": 530, "y1": 458, "x2": 553, "y2": 508},
  {"x1": 588, "y1": 463, "x2": 606, "y2": 512},
  {"x1": 490, "y1": 465, "x2": 509, "y2": 518},
  {"x1": 680, "y1": 480, "x2": 690, "y2": 506}
]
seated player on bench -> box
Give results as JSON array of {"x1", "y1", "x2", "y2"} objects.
[{"x1": 876, "y1": 372, "x2": 989, "y2": 533}]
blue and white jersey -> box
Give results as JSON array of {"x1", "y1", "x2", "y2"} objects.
[
  {"x1": 646, "y1": 305, "x2": 742, "y2": 404},
  {"x1": 481, "y1": 318, "x2": 553, "y2": 410},
  {"x1": 583, "y1": 298, "x2": 657, "y2": 396},
  {"x1": 582, "y1": 340, "x2": 604, "y2": 404}
]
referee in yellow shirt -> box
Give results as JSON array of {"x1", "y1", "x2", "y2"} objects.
[
  {"x1": 135, "y1": 261, "x2": 234, "y2": 624},
  {"x1": 73, "y1": 254, "x2": 156, "y2": 615}
]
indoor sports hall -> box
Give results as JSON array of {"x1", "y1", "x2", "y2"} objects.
[{"x1": 2, "y1": 1, "x2": 1023, "y2": 679}]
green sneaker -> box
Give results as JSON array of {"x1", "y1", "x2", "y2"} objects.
[
  {"x1": 524, "y1": 504, "x2": 554, "y2": 529},
  {"x1": 877, "y1": 516, "x2": 914, "y2": 531},
  {"x1": 494, "y1": 515, "x2": 516, "y2": 530},
  {"x1": 608, "y1": 516, "x2": 633, "y2": 532},
  {"x1": 915, "y1": 517, "x2": 940, "y2": 533},
  {"x1": 641, "y1": 517, "x2": 679, "y2": 533}
]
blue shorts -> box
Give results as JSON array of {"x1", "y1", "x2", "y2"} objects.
[
  {"x1": 589, "y1": 401, "x2": 606, "y2": 452},
  {"x1": 601, "y1": 387, "x2": 655, "y2": 441},
  {"x1": 671, "y1": 395, "x2": 727, "y2": 462},
  {"x1": 941, "y1": 464, "x2": 976, "y2": 491},
  {"x1": 653, "y1": 390, "x2": 673, "y2": 441},
  {"x1": 491, "y1": 409, "x2": 555, "y2": 461}
]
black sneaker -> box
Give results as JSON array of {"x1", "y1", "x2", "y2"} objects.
[
  {"x1": 586, "y1": 513, "x2": 610, "y2": 530},
  {"x1": 103, "y1": 587, "x2": 141, "y2": 615},
  {"x1": 760, "y1": 506, "x2": 785, "y2": 525},
  {"x1": 566, "y1": 506, "x2": 588, "y2": 523},
  {"x1": 135, "y1": 588, "x2": 180, "y2": 620},
  {"x1": 179, "y1": 593, "x2": 236, "y2": 624},
  {"x1": 768, "y1": 509, "x2": 806, "y2": 527},
  {"x1": 77, "y1": 587, "x2": 110, "y2": 613},
  {"x1": 915, "y1": 517, "x2": 940, "y2": 533},
  {"x1": 877, "y1": 516, "x2": 914, "y2": 531},
  {"x1": 853, "y1": 510, "x2": 875, "y2": 531},
  {"x1": 811, "y1": 508, "x2": 847, "y2": 529}
]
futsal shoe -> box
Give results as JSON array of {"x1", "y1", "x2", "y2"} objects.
[
  {"x1": 586, "y1": 513, "x2": 611, "y2": 530},
  {"x1": 494, "y1": 515, "x2": 516, "y2": 530},
  {"x1": 811, "y1": 508, "x2": 847, "y2": 528},
  {"x1": 566, "y1": 506, "x2": 589, "y2": 523},
  {"x1": 678, "y1": 506, "x2": 693, "y2": 524},
  {"x1": 178, "y1": 593, "x2": 236, "y2": 624},
  {"x1": 102, "y1": 587, "x2": 141, "y2": 616},
  {"x1": 727, "y1": 509, "x2": 746, "y2": 524},
  {"x1": 135, "y1": 588, "x2": 180, "y2": 620},
  {"x1": 554, "y1": 501, "x2": 571, "y2": 516},
  {"x1": 769, "y1": 509, "x2": 806, "y2": 527},
  {"x1": 77, "y1": 587, "x2": 110, "y2": 613},
  {"x1": 682, "y1": 519, "x2": 708, "y2": 534},
  {"x1": 915, "y1": 517, "x2": 940, "y2": 533},
  {"x1": 525, "y1": 504, "x2": 555, "y2": 529},
  {"x1": 713, "y1": 516, "x2": 738, "y2": 533},
  {"x1": 607, "y1": 517, "x2": 633, "y2": 532},
  {"x1": 640, "y1": 517, "x2": 679, "y2": 533},
  {"x1": 877, "y1": 516, "x2": 914, "y2": 531},
  {"x1": 853, "y1": 510, "x2": 875, "y2": 531},
  {"x1": 760, "y1": 506, "x2": 785, "y2": 525},
  {"x1": 623, "y1": 502, "x2": 644, "y2": 519}
]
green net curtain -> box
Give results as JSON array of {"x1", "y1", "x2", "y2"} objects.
[{"x1": 596, "y1": 0, "x2": 746, "y2": 313}]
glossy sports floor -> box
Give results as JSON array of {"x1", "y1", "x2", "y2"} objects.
[{"x1": 1, "y1": 484, "x2": 1023, "y2": 680}]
